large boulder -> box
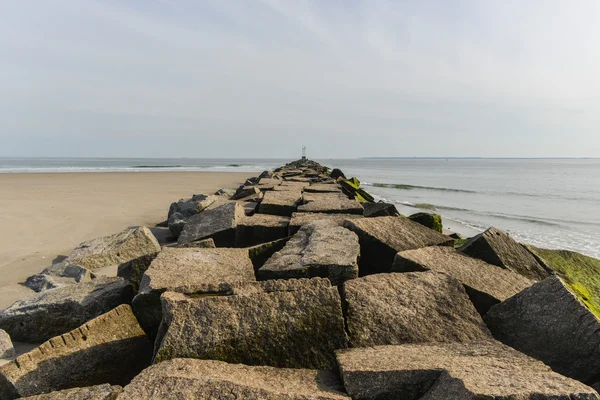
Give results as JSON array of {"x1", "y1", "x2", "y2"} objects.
[
  {"x1": 408, "y1": 212, "x2": 443, "y2": 233},
  {"x1": 0, "y1": 277, "x2": 134, "y2": 343},
  {"x1": 20, "y1": 384, "x2": 122, "y2": 399},
  {"x1": 65, "y1": 227, "x2": 161, "y2": 271},
  {"x1": 485, "y1": 275, "x2": 600, "y2": 384},
  {"x1": 288, "y1": 212, "x2": 362, "y2": 235},
  {"x1": 392, "y1": 246, "x2": 533, "y2": 315},
  {"x1": 231, "y1": 185, "x2": 260, "y2": 200},
  {"x1": 234, "y1": 214, "x2": 290, "y2": 247},
  {"x1": 297, "y1": 193, "x2": 363, "y2": 215},
  {"x1": 363, "y1": 202, "x2": 400, "y2": 217},
  {"x1": 335, "y1": 341, "x2": 598, "y2": 400},
  {"x1": 342, "y1": 272, "x2": 491, "y2": 347},
  {"x1": 133, "y1": 248, "x2": 255, "y2": 338},
  {"x1": 0, "y1": 305, "x2": 151, "y2": 398},
  {"x1": 458, "y1": 227, "x2": 548, "y2": 281},
  {"x1": 258, "y1": 220, "x2": 360, "y2": 285},
  {"x1": 343, "y1": 217, "x2": 454, "y2": 275},
  {"x1": 117, "y1": 358, "x2": 349, "y2": 399},
  {"x1": 246, "y1": 237, "x2": 291, "y2": 271},
  {"x1": 116, "y1": 253, "x2": 158, "y2": 293},
  {"x1": 154, "y1": 278, "x2": 348, "y2": 369},
  {"x1": 0, "y1": 329, "x2": 14, "y2": 359},
  {"x1": 258, "y1": 190, "x2": 302, "y2": 216},
  {"x1": 525, "y1": 246, "x2": 600, "y2": 318},
  {"x1": 329, "y1": 168, "x2": 346, "y2": 180},
  {"x1": 167, "y1": 194, "x2": 215, "y2": 219},
  {"x1": 177, "y1": 202, "x2": 245, "y2": 246},
  {"x1": 23, "y1": 262, "x2": 95, "y2": 292}
]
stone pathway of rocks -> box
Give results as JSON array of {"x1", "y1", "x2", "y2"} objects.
[{"x1": 0, "y1": 159, "x2": 599, "y2": 399}]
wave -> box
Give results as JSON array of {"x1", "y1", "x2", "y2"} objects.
[
  {"x1": 369, "y1": 182, "x2": 476, "y2": 194},
  {"x1": 131, "y1": 165, "x2": 183, "y2": 168}
]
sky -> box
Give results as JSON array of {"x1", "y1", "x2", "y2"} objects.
[{"x1": 0, "y1": 0, "x2": 599, "y2": 158}]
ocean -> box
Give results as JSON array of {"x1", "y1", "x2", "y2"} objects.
[{"x1": 1, "y1": 157, "x2": 598, "y2": 259}]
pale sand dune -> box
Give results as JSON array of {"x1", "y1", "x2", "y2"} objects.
[{"x1": 0, "y1": 172, "x2": 248, "y2": 309}]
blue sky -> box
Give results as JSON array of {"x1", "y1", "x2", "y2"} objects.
[{"x1": 1, "y1": 0, "x2": 598, "y2": 158}]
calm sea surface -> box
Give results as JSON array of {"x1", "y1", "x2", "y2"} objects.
[{"x1": 1, "y1": 157, "x2": 599, "y2": 258}]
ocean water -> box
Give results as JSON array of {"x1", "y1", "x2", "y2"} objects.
[{"x1": 1, "y1": 157, "x2": 598, "y2": 259}]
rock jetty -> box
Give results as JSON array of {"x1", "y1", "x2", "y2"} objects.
[{"x1": 0, "y1": 158, "x2": 598, "y2": 399}]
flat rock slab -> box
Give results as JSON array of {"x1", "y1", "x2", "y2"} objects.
[
  {"x1": 297, "y1": 194, "x2": 363, "y2": 215},
  {"x1": 258, "y1": 190, "x2": 302, "y2": 216},
  {"x1": 459, "y1": 227, "x2": 548, "y2": 281},
  {"x1": 118, "y1": 358, "x2": 349, "y2": 399},
  {"x1": 336, "y1": 341, "x2": 598, "y2": 400},
  {"x1": 288, "y1": 212, "x2": 363, "y2": 235},
  {"x1": 133, "y1": 248, "x2": 256, "y2": 338},
  {"x1": 177, "y1": 202, "x2": 245, "y2": 246},
  {"x1": 392, "y1": 246, "x2": 533, "y2": 315},
  {"x1": 304, "y1": 183, "x2": 343, "y2": 193},
  {"x1": 65, "y1": 227, "x2": 161, "y2": 270},
  {"x1": 235, "y1": 214, "x2": 290, "y2": 247},
  {"x1": 0, "y1": 305, "x2": 151, "y2": 398},
  {"x1": 20, "y1": 384, "x2": 122, "y2": 399},
  {"x1": 344, "y1": 217, "x2": 454, "y2": 275},
  {"x1": 259, "y1": 220, "x2": 360, "y2": 285},
  {"x1": 0, "y1": 277, "x2": 134, "y2": 342},
  {"x1": 342, "y1": 272, "x2": 491, "y2": 347},
  {"x1": 485, "y1": 275, "x2": 600, "y2": 384},
  {"x1": 154, "y1": 278, "x2": 348, "y2": 369}
]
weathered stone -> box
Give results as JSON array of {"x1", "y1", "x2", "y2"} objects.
[
  {"x1": 23, "y1": 262, "x2": 95, "y2": 292},
  {"x1": 392, "y1": 246, "x2": 533, "y2": 315},
  {"x1": 259, "y1": 220, "x2": 359, "y2": 285},
  {"x1": 303, "y1": 183, "x2": 342, "y2": 193},
  {"x1": 237, "y1": 190, "x2": 264, "y2": 203},
  {"x1": 297, "y1": 193, "x2": 363, "y2": 215},
  {"x1": 214, "y1": 187, "x2": 236, "y2": 197},
  {"x1": 235, "y1": 214, "x2": 290, "y2": 247},
  {"x1": 65, "y1": 227, "x2": 161, "y2": 271},
  {"x1": 258, "y1": 190, "x2": 302, "y2": 216},
  {"x1": 342, "y1": 272, "x2": 491, "y2": 347},
  {"x1": 0, "y1": 305, "x2": 151, "y2": 398},
  {"x1": 133, "y1": 248, "x2": 255, "y2": 338},
  {"x1": 168, "y1": 237, "x2": 215, "y2": 249},
  {"x1": 344, "y1": 217, "x2": 454, "y2": 275},
  {"x1": 459, "y1": 227, "x2": 548, "y2": 281},
  {"x1": 154, "y1": 278, "x2": 348, "y2": 369},
  {"x1": 0, "y1": 277, "x2": 134, "y2": 343},
  {"x1": 166, "y1": 211, "x2": 187, "y2": 238},
  {"x1": 336, "y1": 341, "x2": 598, "y2": 400},
  {"x1": 177, "y1": 202, "x2": 245, "y2": 246},
  {"x1": 20, "y1": 384, "x2": 122, "y2": 399},
  {"x1": 117, "y1": 253, "x2": 159, "y2": 293},
  {"x1": 118, "y1": 358, "x2": 349, "y2": 400},
  {"x1": 0, "y1": 330, "x2": 14, "y2": 359},
  {"x1": 485, "y1": 275, "x2": 600, "y2": 384},
  {"x1": 363, "y1": 202, "x2": 400, "y2": 217},
  {"x1": 256, "y1": 178, "x2": 281, "y2": 187},
  {"x1": 409, "y1": 212, "x2": 443, "y2": 233},
  {"x1": 288, "y1": 212, "x2": 363, "y2": 235},
  {"x1": 231, "y1": 185, "x2": 260, "y2": 200},
  {"x1": 167, "y1": 196, "x2": 218, "y2": 238}
]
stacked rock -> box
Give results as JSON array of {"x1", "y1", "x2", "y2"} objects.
[{"x1": 0, "y1": 158, "x2": 599, "y2": 399}]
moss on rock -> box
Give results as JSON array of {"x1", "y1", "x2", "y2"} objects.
[
  {"x1": 409, "y1": 212, "x2": 443, "y2": 233},
  {"x1": 525, "y1": 246, "x2": 600, "y2": 318}
]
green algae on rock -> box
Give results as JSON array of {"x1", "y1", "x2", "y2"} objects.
[
  {"x1": 408, "y1": 212, "x2": 443, "y2": 233},
  {"x1": 525, "y1": 245, "x2": 600, "y2": 318}
]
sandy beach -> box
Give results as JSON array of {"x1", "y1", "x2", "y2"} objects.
[{"x1": 0, "y1": 172, "x2": 247, "y2": 309}]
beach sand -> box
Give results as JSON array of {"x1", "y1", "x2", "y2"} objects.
[{"x1": 0, "y1": 172, "x2": 248, "y2": 309}]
